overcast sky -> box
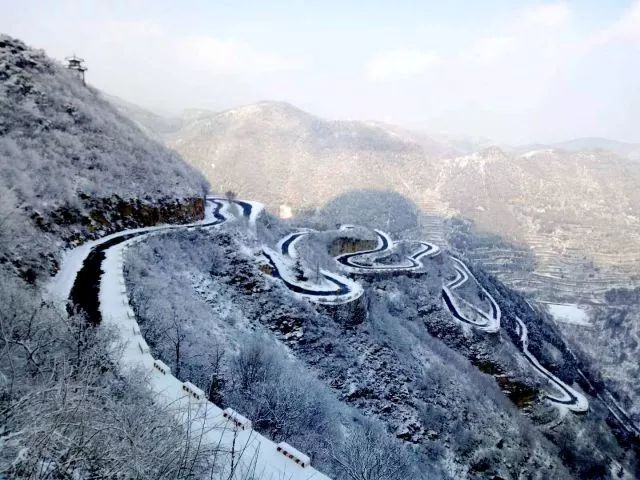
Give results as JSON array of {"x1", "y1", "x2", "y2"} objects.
[{"x1": 2, "y1": 0, "x2": 640, "y2": 144}]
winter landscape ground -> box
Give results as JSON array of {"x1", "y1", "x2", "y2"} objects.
[{"x1": 2, "y1": 12, "x2": 640, "y2": 480}]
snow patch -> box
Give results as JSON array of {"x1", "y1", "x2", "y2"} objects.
[{"x1": 547, "y1": 303, "x2": 590, "y2": 326}]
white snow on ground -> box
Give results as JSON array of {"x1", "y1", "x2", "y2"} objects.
[
  {"x1": 515, "y1": 317, "x2": 589, "y2": 413},
  {"x1": 301, "y1": 225, "x2": 587, "y2": 415},
  {"x1": 272, "y1": 229, "x2": 365, "y2": 304},
  {"x1": 442, "y1": 285, "x2": 499, "y2": 333},
  {"x1": 451, "y1": 258, "x2": 501, "y2": 325},
  {"x1": 263, "y1": 246, "x2": 364, "y2": 305},
  {"x1": 46, "y1": 195, "x2": 590, "y2": 473},
  {"x1": 335, "y1": 228, "x2": 440, "y2": 274},
  {"x1": 48, "y1": 225, "x2": 167, "y2": 303},
  {"x1": 444, "y1": 260, "x2": 587, "y2": 411},
  {"x1": 546, "y1": 303, "x2": 590, "y2": 326},
  {"x1": 207, "y1": 196, "x2": 264, "y2": 225},
  {"x1": 602, "y1": 392, "x2": 640, "y2": 436},
  {"x1": 245, "y1": 200, "x2": 265, "y2": 224},
  {"x1": 47, "y1": 201, "x2": 222, "y2": 303},
  {"x1": 276, "y1": 229, "x2": 315, "y2": 260},
  {"x1": 47, "y1": 201, "x2": 331, "y2": 480},
  {"x1": 99, "y1": 241, "x2": 330, "y2": 480},
  {"x1": 521, "y1": 149, "x2": 553, "y2": 158},
  {"x1": 445, "y1": 257, "x2": 501, "y2": 333}
]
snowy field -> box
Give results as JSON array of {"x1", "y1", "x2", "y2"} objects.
[{"x1": 547, "y1": 303, "x2": 590, "y2": 326}]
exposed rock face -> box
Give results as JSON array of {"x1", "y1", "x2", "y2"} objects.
[
  {"x1": 14, "y1": 196, "x2": 204, "y2": 280},
  {"x1": 328, "y1": 237, "x2": 378, "y2": 257},
  {"x1": 317, "y1": 292, "x2": 368, "y2": 327},
  {"x1": 57, "y1": 195, "x2": 203, "y2": 258}
]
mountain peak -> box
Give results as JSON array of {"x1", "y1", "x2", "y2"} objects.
[
  {"x1": 478, "y1": 145, "x2": 507, "y2": 159},
  {"x1": 219, "y1": 100, "x2": 311, "y2": 119}
]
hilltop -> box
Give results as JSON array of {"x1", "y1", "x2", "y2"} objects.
[{"x1": 0, "y1": 35, "x2": 208, "y2": 278}]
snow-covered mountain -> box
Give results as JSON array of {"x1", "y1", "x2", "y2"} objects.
[
  {"x1": 0, "y1": 35, "x2": 208, "y2": 278},
  {"x1": 110, "y1": 100, "x2": 640, "y2": 473},
  {"x1": 3, "y1": 34, "x2": 640, "y2": 480},
  {"x1": 520, "y1": 137, "x2": 640, "y2": 161},
  {"x1": 0, "y1": 35, "x2": 336, "y2": 480},
  {"x1": 164, "y1": 101, "x2": 436, "y2": 210},
  {"x1": 119, "y1": 100, "x2": 640, "y2": 306},
  {"x1": 114, "y1": 195, "x2": 638, "y2": 479},
  {"x1": 103, "y1": 93, "x2": 184, "y2": 140}
]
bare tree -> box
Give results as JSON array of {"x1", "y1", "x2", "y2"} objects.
[
  {"x1": 0, "y1": 186, "x2": 27, "y2": 264},
  {"x1": 328, "y1": 421, "x2": 413, "y2": 480},
  {"x1": 160, "y1": 315, "x2": 186, "y2": 378},
  {"x1": 0, "y1": 271, "x2": 233, "y2": 479},
  {"x1": 230, "y1": 336, "x2": 278, "y2": 392},
  {"x1": 207, "y1": 342, "x2": 226, "y2": 405}
]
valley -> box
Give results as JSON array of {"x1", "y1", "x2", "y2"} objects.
[
  {"x1": 2, "y1": 30, "x2": 640, "y2": 480},
  {"x1": 70, "y1": 193, "x2": 637, "y2": 477},
  {"x1": 114, "y1": 100, "x2": 640, "y2": 310}
]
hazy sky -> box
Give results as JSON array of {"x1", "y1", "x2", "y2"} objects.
[{"x1": 2, "y1": 0, "x2": 640, "y2": 144}]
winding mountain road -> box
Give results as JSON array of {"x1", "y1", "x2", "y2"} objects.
[
  {"x1": 267, "y1": 229, "x2": 363, "y2": 304},
  {"x1": 279, "y1": 230, "x2": 310, "y2": 258},
  {"x1": 335, "y1": 229, "x2": 440, "y2": 273},
  {"x1": 65, "y1": 199, "x2": 227, "y2": 324},
  {"x1": 441, "y1": 256, "x2": 501, "y2": 333},
  {"x1": 262, "y1": 250, "x2": 357, "y2": 300},
  {"x1": 326, "y1": 230, "x2": 588, "y2": 412},
  {"x1": 208, "y1": 196, "x2": 264, "y2": 225},
  {"x1": 49, "y1": 198, "x2": 330, "y2": 480},
  {"x1": 54, "y1": 201, "x2": 590, "y2": 436},
  {"x1": 440, "y1": 259, "x2": 588, "y2": 411},
  {"x1": 515, "y1": 317, "x2": 589, "y2": 412}
]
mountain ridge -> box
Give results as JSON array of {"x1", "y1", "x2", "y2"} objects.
[
  {"x1": 0, "y1": 35, "x2": 208, "y2": 278},
  {"x1": 109, "y1": 99, "x2": 640, "y2": 305}
]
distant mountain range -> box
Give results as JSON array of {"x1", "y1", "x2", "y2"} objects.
[
  {"x1": 519, "y1": 137, "x2": 640, "y2": 160},
  {"x1": 112, "y1": 99, "x2": 640, "y2": 304}
]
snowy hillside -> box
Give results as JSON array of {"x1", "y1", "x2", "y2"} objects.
[
  {"x1": 112, "y1": 197, "x2": 638, "y2": 478},
  {"x1": 1, "y1": 29, "x2": 639, "y2": 480},
  {"x1": 0, "y1": 35, "x2": 208, "y2": 278},
  {"x1": 115, "y1": 100, "x2": 640, "y2": 309},
  {"x1": 0, "y1": 35, "x2": 206, "y2": 204}
]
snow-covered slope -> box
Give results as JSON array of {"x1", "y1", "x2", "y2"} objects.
[
  {"x1": 115, "y1": 99, "x2": 640, "y2": 307},
  {"x1": 47, "y1": 200, "x2": 331, "y2": 480},
  {"x1": 0, "y1": 35, "x2": 208, "y2": 278},
  {"x1": 0, "y1": 35, "x2": 207, "y2": 206}
]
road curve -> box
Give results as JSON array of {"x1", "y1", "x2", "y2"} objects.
[
  {"x1": 207, "y1": 196, "x2": 264, "y2": 225},
  {"x1": 68, "y1": 199, "x2": 227, "y2": 325},
  {"x1": 279, "y1": 230, "x2": 311, "y2": 258},
  {"x1": 273, "y1": 227, "x2": 439, "y2": 302},
  {"x1": 515, "y1": 317, "x2": 588, "y2": 412},
  {"x1": 51, "y1": 200, "x2": 331, "y2": 480},
  {"x1": 441, "y1": 257, "x2": 500, "y2": 333},
  {"x1": 278, "y1": 227, "x2": 589, "y2": 413},
  {"x1": 57, "y1": 202, "x2": 591, "y2": 424},
  {"x1": 263, "y1": 250, "x2": 355, "y2": 299},
  {"x1": 267, "y1": 229, "x2": 362, "y2": 304},
  {"x1": 335, "y1": 229, "x2": 440, "y2": 273}
]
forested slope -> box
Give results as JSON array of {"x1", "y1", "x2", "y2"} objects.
[
  {"x1": 0, "y1": 35, "x2": 217, "y2": 479},
  {"x1": 0, "y1": 35, "x2": 208, "y2": 279}
]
